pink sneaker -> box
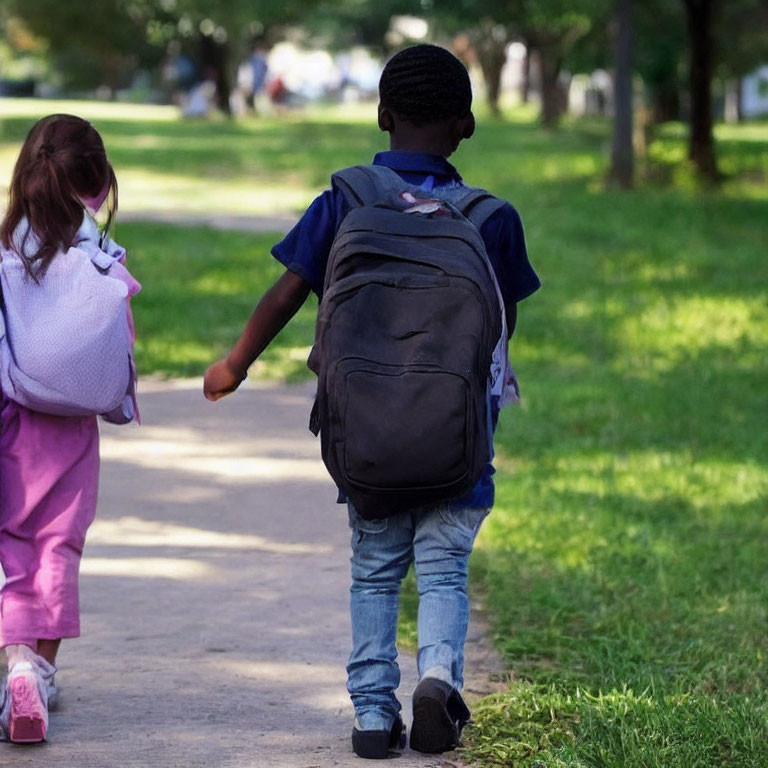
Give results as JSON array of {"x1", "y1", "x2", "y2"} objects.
[{"x1": 0, "y1": 659, "x2": 50, "y2": 743}]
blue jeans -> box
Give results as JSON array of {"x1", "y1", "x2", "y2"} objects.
[{"x1": 346, "y1": 503, "x2": 488, "y2": 731}]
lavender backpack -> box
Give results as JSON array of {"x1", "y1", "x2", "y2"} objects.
[{"x1": 0, "y1": 217, "x2": 137, "y2": 421}]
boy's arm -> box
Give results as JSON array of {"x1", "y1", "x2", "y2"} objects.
[
  {"x1": 507, "y1": 303, "x2": 517, "y2": 337},
  {"x1": 482, "y1": 203, "x2": 539, "y2": 334},
  {"x1": 203, "y1": 268, "x2": 311, "y2": 401}
]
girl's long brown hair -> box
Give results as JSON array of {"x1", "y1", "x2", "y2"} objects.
[{"x1": 0, "y1": 114, "x2": 117, "y2": 279}]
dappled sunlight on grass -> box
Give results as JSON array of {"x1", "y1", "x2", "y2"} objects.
[
  {"x1": 465, "y1": 675, "x2": 768, "y2": 767},
  {"x1": 633, "y1": 259, "x2": 692, "y2": 283},
  {"x1": 616, "y1": 294, "x2": 768, "y2": 368},
  {"x1": 190, "y1": 273, "x2": 261, "y2": 296},
  {"x1": 2, "y1": 101, "x2": 766, "y2": 222},
  {"x1": 716, "y1": 122, "x2": 768, "y2": 142},
  {"x1": 645, "y1": 120, "x2": 768, "y2": 198},
  {"x1": 252, "y1": 344, "x2": 314, "y2": 382},
  {"x1": 117, "y1": 167, "x2": 314, "y2": 215},
  {"x1": 473, "y1": 111, "x2": 767, "y2": 763},
  {"x1": 300, "y1": 101, "x2": 378, "y2": 124},
  {"x1": 538, "y1": 153, "x2": 602, "y2": 181},
  {"x1": 477, "y1": 416, "x2": 768, "y2": 764},
  {"x1": 0, "y1": 97, "x2": 179, "y2": 122},
  {"x1": 511, "y1": 336, "x2": 592, "y2": 367},
  {"x1": 0, "y1": 99, "x2": 630, "y2": 219},
  {"x1": 649, "y1": 138, "x2": 688, "y2": 165},
  {"x1": 615, "y1": 453, "x2": 765, "y2": 509},
  {"x1": 0, "y1": 99, "x2": 383, "y2": 216},
  {"x1": 498, "y1": 448, "x2": 768, "y2": 512},
  {"x1": 558, "y1": 299, "x2": 594, "y2": 319},
  {"x1": 135, "y1": 336, "x2": 218, "y2": 373}
]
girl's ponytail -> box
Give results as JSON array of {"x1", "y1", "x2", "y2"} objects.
[{"x1": 1, "y1": 114, "x2": 117, "y2": 280}]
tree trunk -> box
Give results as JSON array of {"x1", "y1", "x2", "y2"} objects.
[
  {"x1": 538, "y1": 46, "x2": 564, "y2": 128},
  {"x1": 520, "y1": 42, "x2": 532, "y2": 104},
  {"x1": 475, "y1": 26, "x2": 508, "y2": 118},
  {"x1": 683, "y1": 0, "x2": 718, "y2": 180},
  {"x1": 724, "y1": 77, "x2": 742, "y2": 123},
  {"x1": 610, "y1": 0, "x2": 634, "y2": 188},
  {"x1": 651, "y1": 84, "x2": 680, "y2": 123},
  {"x1": 199, "y1": 32, "x2": 232, "y2": 116},
  {"x1": 99, "y1": 46, "x2": 121, "y2": 99}
]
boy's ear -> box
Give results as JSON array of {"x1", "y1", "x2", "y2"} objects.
[
  {"x1": 462, "y1": 111, "x2": 476, "y2": 140},
  {"x1": 378, "y1": 105, "x2": 395, "y2": 133}
]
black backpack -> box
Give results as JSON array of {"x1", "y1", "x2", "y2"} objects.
[{"x1": 308, "y1": 164, "x2": 506, "y2": 519}]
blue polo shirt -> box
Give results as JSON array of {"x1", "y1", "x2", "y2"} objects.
[{"x1": 272, "y1": 150, "x2": 540, "y2": 509}]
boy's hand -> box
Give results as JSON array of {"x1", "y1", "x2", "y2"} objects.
[
  {"x1": 202, "y1": 269, "x2": 311, "y2": 403},
  {"x1": 203, "y1": 359, "x2": 245, "y2": 401}
]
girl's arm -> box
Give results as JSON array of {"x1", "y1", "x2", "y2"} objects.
[{"x1": 203, "y1": 268, "x2": 311, "y2": 401}]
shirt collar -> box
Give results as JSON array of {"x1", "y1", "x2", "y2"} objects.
[{"x1": 372, "y1": 150, "x2": 463, "y2": 183}]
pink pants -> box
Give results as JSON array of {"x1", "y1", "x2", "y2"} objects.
[{"x1": 0, "y1": 394, "x2": 99, "y2": 649}]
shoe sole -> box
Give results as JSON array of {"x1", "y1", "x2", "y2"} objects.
[
  {"x1": 351, "y1": 719, "x2": 405, "y2": 759},
  {"x1": 410, "y1": 695, "x2": 459, "y2": 754},
  {"x1": 351, "y1": 728, "x2": 392, "y2": 759},
  {"x1": 8, "y1": 675, "x2": 47, "y2": 743}
]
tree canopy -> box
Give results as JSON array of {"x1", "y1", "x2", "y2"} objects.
[{"x1": 2, "y1": 0, "x2": 765, "y2": 182}]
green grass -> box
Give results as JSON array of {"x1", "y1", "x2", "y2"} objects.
[
  {"x1": 116, "y1": 223, "x2": 317, "y2": 379},
  {"x1": 459, "y1": 118, "x2": 768, "y2": 766},
  {"x1": 0, "y1": 98, "x2": 383, "y2": 214},
  {"x1": 2, "y1": 100, "x2": 767, "y2": 766}
]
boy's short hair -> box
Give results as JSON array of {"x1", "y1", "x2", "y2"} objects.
[{"x1": 379, "y1": 44, "x2": 472, "y2": 126}]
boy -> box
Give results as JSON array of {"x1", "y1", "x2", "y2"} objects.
[{"x1": 204, "y1": 44, "x2": 540, "y2": 758}]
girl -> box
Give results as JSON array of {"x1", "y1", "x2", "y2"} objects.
[{"x1": 0, "y1": 114, "x2": 139, "y2": 743}]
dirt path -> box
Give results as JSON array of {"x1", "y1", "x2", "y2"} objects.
[{"x1": 3, "y1": 379, "x2": 504, "y2": 768}]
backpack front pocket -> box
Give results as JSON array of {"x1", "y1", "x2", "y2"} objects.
[{"x1": 335, "y1": 361, "x2": 473, "y2": 493}]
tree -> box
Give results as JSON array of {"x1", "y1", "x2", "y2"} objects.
[
  {"x1": 426, "y1": 2, "x2": 512, "y2": 117},
  {"x1": 634, "y1": 1, "x2": 685, "y2": 124},
  {"x1": 5, "y1": 0, "x2": 328, "y2": 104},
  {"x1": 472, "y1": 20, "x2": 510, "y2": 117},
  {"x1": 434, "y1": 0, "x2": 609, "y2": 125},
  {"x1": 619, "y1": 0, "x2": 764, "y2": 180},
  {"x1": 716, "y1": 0, "x2": 768, "y2": 122},
  {"x1": 5, "y1": 0, "x2": 162, "y2": 92},
  {"x1": 306, "y1": 0, "x2": 422, "y2": 50},
  {"x1": 609, "y1": 0, "x2": 633, "y2": 187},
  {"x1": 516, "y1": 1, "x2": 611, "y2": 127},
  {"x1": 682, "y1": 0, "x2": 717, "y2": 180}
]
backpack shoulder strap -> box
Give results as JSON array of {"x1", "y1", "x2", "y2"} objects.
[
  {"x1": 452, "y1": 187, "x2": 509, "y2": 232},
  {"x1": 331, "y1": 164, "x2": 406, "y2": 208}
]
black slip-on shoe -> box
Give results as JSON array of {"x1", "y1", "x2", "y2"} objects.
[
  {"x1": 351, "y1": 716, "x2": 406, "y2": 759},
  {"x1": 410, "y1": 677, "x2": 471, "y2": 754}
]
